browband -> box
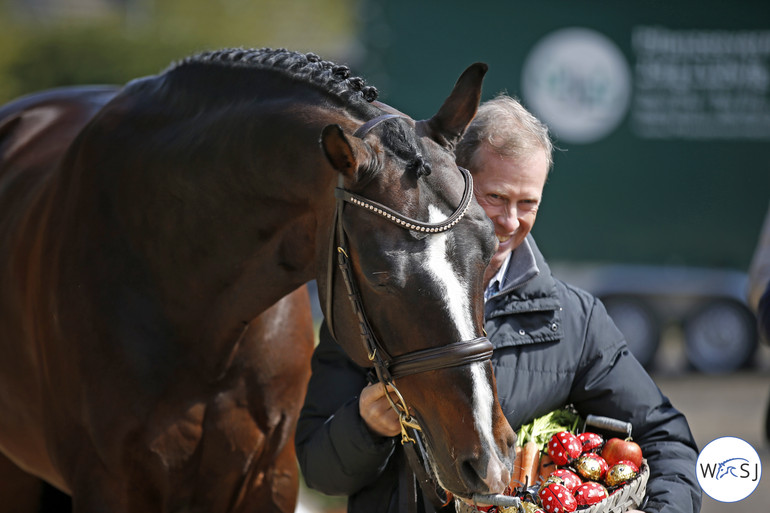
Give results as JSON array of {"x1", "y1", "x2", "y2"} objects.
[{"x1": 334, "y1": 166, "x2": 473, "y2": 234}]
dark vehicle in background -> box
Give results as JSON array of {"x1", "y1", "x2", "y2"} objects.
[
  {"x1": 553, "y1": 264, "x2": 757, "y2": 372},
  {"x1": 353, "y1": 0, "x2": 770, "y2": 372}
]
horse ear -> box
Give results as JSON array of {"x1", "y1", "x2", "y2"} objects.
[
  {"x1": 320, "y1": 123, "x2": 371, "y2": 179},
  {"x1": 421, "y1": 62, "x2": 488, "y2": 149}
]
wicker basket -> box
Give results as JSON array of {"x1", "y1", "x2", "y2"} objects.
[
  {"x1": 456, "y1": 415, "x2": 648, "y2": 513},
  {"x1": 454, "y1": 459, "x2": 648, "y2": 513}
]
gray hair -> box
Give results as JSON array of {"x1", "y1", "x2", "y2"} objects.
[{"x1": 455, "y1": 95, "x2": 553, "y2": 171}]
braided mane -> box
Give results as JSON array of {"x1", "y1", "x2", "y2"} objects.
[
  {"x1": 166, "y1": 47, "x2": 379, "y2": 111},
  {"x1": 147, "y1": 48, "x2": 435, "y2": 182}
]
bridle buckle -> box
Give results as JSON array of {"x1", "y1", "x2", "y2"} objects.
[{"x1": 400, "y1": 413, "x2": 420, "y2": 445}]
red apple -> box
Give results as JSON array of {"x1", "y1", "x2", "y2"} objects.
[{"x1": 601, "y1": 438, "x2": 643, "y2": 468}]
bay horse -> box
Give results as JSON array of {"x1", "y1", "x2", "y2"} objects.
[{"x1": 0, "y1": 48, "x2": 514, "y2": 512}]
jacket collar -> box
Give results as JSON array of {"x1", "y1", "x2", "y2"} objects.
[
  {"x1": 483, "y1": 235, "x2": 564, "y2": 348},
  {"x1": 485, "y1": 234, "x2": 561, "y2": 316},
  {"x1": 500, "y1": 236, "x2": 540, "y2": 293}
]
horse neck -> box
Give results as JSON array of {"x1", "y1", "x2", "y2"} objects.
[{"x1": 57, "y1": 99, "x2": 349, "y2": 354}]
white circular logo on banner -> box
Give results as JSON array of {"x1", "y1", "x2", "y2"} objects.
[
  {"x1": 521, "y1": 27, "x2": 632, "y2": 144},
  {"x1": 696, "y1": 436, "x2": 762, "y2": 502}
]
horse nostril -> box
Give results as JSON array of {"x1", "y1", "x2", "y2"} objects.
[{"x1": 498, "y1": 426, "x2": 517, "y2": 463}]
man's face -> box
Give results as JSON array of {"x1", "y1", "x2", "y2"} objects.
[{"x1": 470, "y1": 143, "x2": 549, "y2": 278}]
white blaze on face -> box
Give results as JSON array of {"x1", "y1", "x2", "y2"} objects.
[
  {"x1": 425, "y1": 205, "x2": 500, "y2": 476},
  {"x1": 425, "y1": 205, "x2": 473, "y2": 340},
  {"x1": 472, "y1": 361, "x2": 506, "y2": 487}
]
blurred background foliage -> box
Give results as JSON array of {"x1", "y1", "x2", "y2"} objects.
[{"x1": 0, "y1": 0, "x2": 357, "y2": 103}]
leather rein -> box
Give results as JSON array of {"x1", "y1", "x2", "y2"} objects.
[{"x1": 324, "y1": 113, "x2": 495, "y2": 507}]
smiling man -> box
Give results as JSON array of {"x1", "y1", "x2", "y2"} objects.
[
  {"x1": 453, "y1": 95, "x2": 700, "y2": 513},
  {"x1": 457, "y1": 100, "x2": 551, "y2": 288}
]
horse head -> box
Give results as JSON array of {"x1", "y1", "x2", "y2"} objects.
[{"x1": 318, "y1": 63, "x2": 516, "y2": 499}]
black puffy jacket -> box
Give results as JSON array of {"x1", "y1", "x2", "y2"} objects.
[{"x1": 296, "y1": 236, "x2": 701, "y2": 513}]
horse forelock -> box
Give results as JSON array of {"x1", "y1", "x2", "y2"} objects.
[
  {"x1": 377, "y1": 120, "x2": 432, "y2": 178},
  {"x1": 164, "y1": 48, "x2": 379, "y2": 115}
]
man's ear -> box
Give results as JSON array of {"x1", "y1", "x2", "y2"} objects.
[{"x1": 320, "y1": 124, "x2": 374, "y2": 180}]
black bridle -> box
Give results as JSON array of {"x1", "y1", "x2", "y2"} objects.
[{"x1": 324, "y1": 113, "x2": 495, "y2": 507}]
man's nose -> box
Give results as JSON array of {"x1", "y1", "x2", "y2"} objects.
[{"x1": 496, "y1": 205, "x2": 519, "y2": 232}]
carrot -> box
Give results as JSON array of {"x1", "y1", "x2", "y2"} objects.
[
  {"x1": 518, "y1": 441, "x2": 540, "y2": 488},
  {"x1": 537, "y1": 452, "x2": 555, "y2": 484},
  {"x1": 528, "y1": 447, "x2": 541, "y2": 486},
  {"x1": 510, "y1": 445, "x2": 523, "y2": 488}
]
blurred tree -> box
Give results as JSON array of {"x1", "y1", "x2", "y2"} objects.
[
  {"x1": 150, "y1": 0, "x2": 354, "y2": 52},
  {"x1": 0, "y1": 0, "x2": 357, "y2": 102},
  {"x1": 3, "y1": 24, "x2": 193, "y2": 96}
]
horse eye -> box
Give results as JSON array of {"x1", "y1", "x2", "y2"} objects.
[{"x1": 371, "y1": 271, "x2": 392, "y2": 288}]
